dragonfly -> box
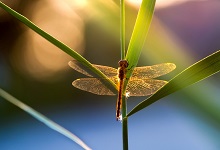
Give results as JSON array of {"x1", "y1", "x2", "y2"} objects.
[{"x1": 68, "y1": 60, "x2": 176, "y2": 121}]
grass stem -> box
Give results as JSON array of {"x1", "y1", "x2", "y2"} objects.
[
  {"x1": 0, "y1": 88, "x2": 92, "y2": 150},
  {"x1": 120, "y1": 0, "x2": 126, "y2": 59}
]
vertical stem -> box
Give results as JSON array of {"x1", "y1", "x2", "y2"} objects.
[
  {"x1": 122, "y1": 95, "x2": 128, "y2": 150},
  {"x1": 120, "y1": 0, "x2": 128, "y2": 149},
  {"x1": 120, "y1": 0, "x2": 125, "y2": 59},
  {"x1": 122, "y1": 117, "x2": 128, "y2": 150},
  {"x1": 121, "y1": 95, "x2": 127, "y2": 120}
]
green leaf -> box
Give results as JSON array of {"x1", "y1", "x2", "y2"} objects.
[
  {"x1": 127, "y1": 50, "x2": 220, "y2": 117},
  {"x1": 0, "y1": 88, "x2": 92, "y2": 150},
  {"x1": 125, "y1": 0, "x2": 156, "y2": 79}
]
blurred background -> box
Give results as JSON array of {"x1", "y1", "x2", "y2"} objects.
[{"x1": 0, "y1": 0, "x2": 220, "y2": 149}]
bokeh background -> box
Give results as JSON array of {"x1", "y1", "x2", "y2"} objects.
[{"x1": 0, "y1": 0, "x2": 220, "y2": 150}]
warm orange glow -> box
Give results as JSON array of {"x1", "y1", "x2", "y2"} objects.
[{"x1": 10, "y1": 0, "x2": 85, "y2": 81}]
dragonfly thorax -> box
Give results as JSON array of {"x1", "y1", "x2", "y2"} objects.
[{"x1": 118, "y1": 60, "x2": 128, "y2": 80}]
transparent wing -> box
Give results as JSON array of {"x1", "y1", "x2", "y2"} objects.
[
  {"x1": 69, "y1": 60, "x2": 174, "y2": 96},
  {"x1": 68, "y1": 60, "x2": 117, "y2": 77},
  {"x1": 132, "y1": 63, "x2": 176, "y2": 78},
  {"x1": 72, "y1": 76, "x2": 167, "y2": 96},
  {"x1": 69, "y1": 60, "x2": 176, "y2": 78},
  {"x1": 72, "y1": 77, "x2": 118, "y2": 95},
  {"x1": 93, "y1": 65, "x2": 118, "y2": 77},
  {"x1": 126, "y1": 78, "x2": 167, "y2": 96}
]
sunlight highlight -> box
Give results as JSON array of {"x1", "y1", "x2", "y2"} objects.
[
  {"x1": 10, "y1": 0, "x2": 85, "y2": 81},
  {"x1": 125, "y1": 92, "x2": 130, "y2": 98}
]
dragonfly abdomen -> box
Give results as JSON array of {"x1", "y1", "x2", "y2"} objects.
[{"x1": 116, "y1": 60, "x2": 129, "y2": 121}]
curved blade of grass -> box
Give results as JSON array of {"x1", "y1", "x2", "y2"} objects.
[
  {"x1": 125, "y1": 0, "x2": 156, "y2": 79},
  {"x1": 120, "y1": 1, "x2": 156, "y2": 149},
  {"x1": 0, "y1": 88, "x2": 92, "y2": 150},
  {"x1": 121, "y1": 1, "x2": 156, "y2": 149},
  {"x1": 123, "y1": 0, "x2": 156, "y2": 102},
  {"x1": 128, "y1": 50, "x2": 220, "y2": 117},
  {"x1": 0, "y1": 1, "x2": 117, "y2": 92}
]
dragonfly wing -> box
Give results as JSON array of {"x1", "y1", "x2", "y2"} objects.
[
  {"x1": 132, "y1": 63, "x2": 176, "y2": 78},
  {"x1": 69, "y1": 60, "x2": 117, "y2": 77},
  {"x1": 126, "y1": 78, "x2": 167, "y2": 96},
  {"x1": 94, "y1": 64, "x2": 118, "y2": 77},
  {"x1": 72, "y1": 78, "x2": 118, "y2": 95}
]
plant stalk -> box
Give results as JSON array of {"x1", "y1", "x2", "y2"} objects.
[
  {"x1": 120, "y1": 0, "x2": 128, "y2": 149},
  {"x1": 122, "y1": 95, "x2": 128, "y2": 150},
  {"x1": 120, "y1": 0, "x2": 125, "y2": 59}
]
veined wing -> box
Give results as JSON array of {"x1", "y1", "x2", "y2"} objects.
[
  {"x1": 69, "y1": 60, "x2": 176, "y2": 78},
  {"x1": 72, "y1": 77, "x2": 167, "y2": 96},
  {"x1": 132, "y1": 63, "x2": 176, "y2": 78},
  {"x1": 69, "y1": 60, "x2": 174, "y2": 96},
  {"x1": 68, "y1": 60, "x2": 117, "y2": 77},
  {"x1": 126, "y1": 78, "x2": 167, "y2": 96},
  {"x1": 72, "y1": 77, "x2": 118, "y2": 95}
]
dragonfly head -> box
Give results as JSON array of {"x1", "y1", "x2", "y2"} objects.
[{"x1": 118, "y1": 60, "x2": 129, "y2": 68}]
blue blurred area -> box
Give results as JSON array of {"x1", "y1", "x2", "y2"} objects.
[
  {"x1": 1, "y1": 1, "x2": 220, "y2": 150},
  {"x1": 1, "y1": 94, "x2": 220, "y2": 150}
]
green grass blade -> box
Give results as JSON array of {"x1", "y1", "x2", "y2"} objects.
[
  {"x1": 0, "y1": 1, "x2": 117, "y2": 91},
  {"x1": 120, "y1": 0, "x2": 125, "y2": 59},
  {"x1": 127, "y1": 50, "x2": 220, "y2": 116},
  {"x1": 0, "y1": 88, "x2": 92, "y2": 150},
  {"x1": 125, "y1": 0, "x2": 156, "y2": 79}
]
